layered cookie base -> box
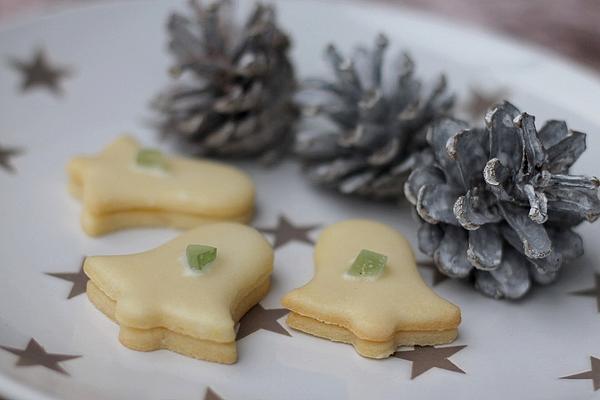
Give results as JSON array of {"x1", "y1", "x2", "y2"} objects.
[
  {"x1": 286, "y1": 312, "x2": 457, "y2": 359},
  {"x1": 78, "y1": 204, "x2": 253, "y2": 237},
  {"x1": 68, "y1": 166, "x2": 253, "y2": 237},
  {"x1": 87, "y1": 277, "x2": 270, "y2": 364}
]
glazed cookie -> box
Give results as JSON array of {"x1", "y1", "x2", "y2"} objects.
[
  {"x1": 84, "y1": 222, "x2": 273, "y2": 364},
  {"x1": 68, "y1": 136, "x2": 254, "y2": 236},
  {"x1": 282, "y1": 219, "x2": 461, "y2": 359}
]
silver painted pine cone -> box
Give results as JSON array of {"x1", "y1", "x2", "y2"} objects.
[
  {"x1": 405, "y1": 101, "x2": 600, "y2": 299},
  {"x1": 153, "y1": 0, "x2": 298, "y2": 163},
  {"x1": 295, "y1": 34, "x2": 454, "y2": 200}
]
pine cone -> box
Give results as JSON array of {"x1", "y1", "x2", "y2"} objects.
[
  {"x1": 405, "y1": 101, "x2": 600, "y2": 299},
  {"x1": 295, "y1": 34, "x2": 454, "y2": 200},
  {"x1": 153, "y1": 0, "x2": 298, "y2": 163}
]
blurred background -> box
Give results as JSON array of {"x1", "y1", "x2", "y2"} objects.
[{"x1": 1, "y1": 0, "x2": 600, "y2": 72}]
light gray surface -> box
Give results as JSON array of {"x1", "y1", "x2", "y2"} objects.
[{"x1": 0, "y1": 1, "x2": 599, "y2": 399}]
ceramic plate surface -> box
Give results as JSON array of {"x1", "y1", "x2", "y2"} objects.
[{"x1": 1, "y1": 1, "x2": 600, "y2": 399}]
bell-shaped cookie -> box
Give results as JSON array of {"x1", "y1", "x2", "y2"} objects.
[
  {"x1": 282, "y1": 219, "x2": 461, "y2": 359},
  {"x1": 84, "y1": 222, "x2": 273, "y2": 364}
]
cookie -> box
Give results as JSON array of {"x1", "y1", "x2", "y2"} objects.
[
  {"x1": 281, "y1": 219, "x2": 461, "y2": 359},
  {"x1": 84, "y1": 222, "x2": 273, "y2": 364},
  {"x1": 68, "y1": 136, "x2": 254, "y2": 236}
]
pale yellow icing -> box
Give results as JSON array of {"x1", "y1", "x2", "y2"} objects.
[
  {"x1": 282, "y1": 219, "x2": 461, "y2": 342},
  {"x1": 67, "y1": 136, "x2": 255, "y2": 235},
  {"x1": 84, "y1": 223, "x2": 274, "y2": 343}
]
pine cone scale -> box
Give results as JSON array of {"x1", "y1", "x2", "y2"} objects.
[
  {"x1": 486, "y1": 247, "x2": 531, "y2": 299},
  {"x1": 487, "y1": 103, "x2": 522, "y2": 171},
  {"x1": 416, "y1": 184, "x2": 461, "y2": 225},
  {"x1": 538, "y1": 120, "x2": 568, "y2": 149},
  {"x1": 434, "y1": 225, "x2": 472, "y2": 278},
  {"x1": 467, "y1": 224, "x2": 503, "y2": 270},
  {"x1": 545, "y1": 131, "x2": 587, "y2": 173}
]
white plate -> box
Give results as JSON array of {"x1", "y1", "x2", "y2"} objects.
[{"x1": 1, "y1": 1, "x2": 600, "y2": 399}]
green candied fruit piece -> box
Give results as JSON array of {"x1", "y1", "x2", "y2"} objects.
[
  {"x1": 136, "y1": 148, "x2": 167, "y2": 170},
  {"x1": 186, "y1": 245, "x2": 217, "y2": 271},
  {"x1": 347, "y1": 249, "x2": 387, "y2": 278}
]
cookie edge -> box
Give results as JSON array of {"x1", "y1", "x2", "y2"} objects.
[{"x1": 286, "y1": 311, "x2": 458, "y2": 359}]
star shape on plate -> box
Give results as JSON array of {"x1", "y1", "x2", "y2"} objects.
[
  {"x1": 464, "y1": 87, "x2": 509, "y2": 120},
  {"x1": 9, "y1": 49, "x2": 72, "y2": 95},
  {"x1": 257, "y1": 215, "x2": 320, "y2": 249},
  {"x1": 0, "y1": 145, "x2": 22, "y2": 174},
  {"x1": 204, "y1": 387, "x2": 224, "y2": 400},
  {"x1": 236, "y1": 304, "x2": 290, "y2": 340},
  {"x1": 417, "y1": 260, "x2": 449, "y2": 286},
  {"x1": 46, "y1": 258, "x2": 88, "y2": 299},
  {"x1": 393, "y1": 345, "x2": 467, "y2": 379},
  {"x1": 570, "y1": 274, "x2": 600, "y2": 312},
  {"x1": 0, "y1": 338, "x2": 81, "y2": 376},
  {"x1": 561, "y1": 356, "x2": 600, "y2": 391}
]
